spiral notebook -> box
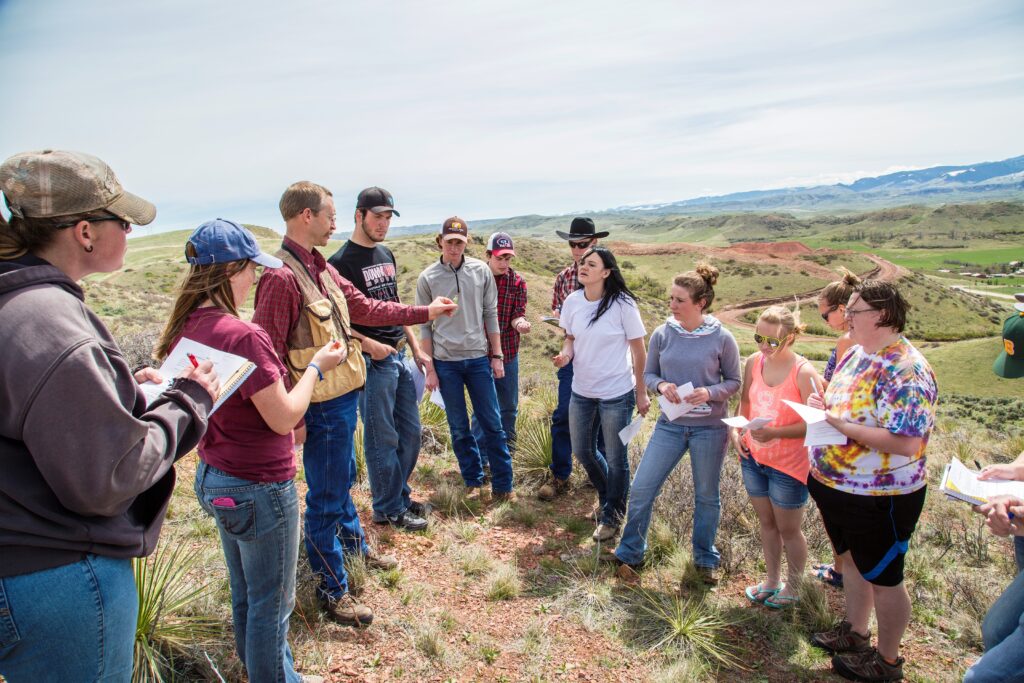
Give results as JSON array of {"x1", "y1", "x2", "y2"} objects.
[
  {"x1": 940, "y1": 458, "x2": 1024, "y2": 507},
  {"x1": 140, "y1": 337, "x2": 256, "y2": 415}
]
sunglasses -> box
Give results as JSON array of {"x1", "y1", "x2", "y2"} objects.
[
  {"x1": 569, "y1": 240, "x2": 595, "y2": 250},
  {"x1": 820, "y1": 305, "x2": 838, "y2": 321},
  {"x1": 753, "y1": 333, "x2": 787, "y2": 348},
  {"x1": 844, "y1": 307, "x2": 876, "y2": 319},
  {"x1": 55, "y1": 214, "x2": 131, "y2": 232}
]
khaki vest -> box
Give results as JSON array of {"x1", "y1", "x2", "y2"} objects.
[{"x1": 276, "y1": 247, "x2": 366, "y2": 402}]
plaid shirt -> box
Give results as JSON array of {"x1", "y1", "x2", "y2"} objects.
[
  {"x1": 495, "y1": 268, "x2": 528, "y2": 360},
  {"x1": 551, "y1": 261, "x2": 580, "y2": 313},
  {"x1": 252, "y1": 236, "x2": 428, "y2": 364}
]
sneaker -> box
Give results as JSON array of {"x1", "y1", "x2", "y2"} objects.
[
  {"x1": 408, "y1": 500, "x2": 432, "y2": 517},
  {"x1": 537, "y1": 477, "x2": 570, "y2": 501},
  {"x1": 377, "y1": 509, "x2": 428, "y2": 532},
  {"x1": 832, "y1": 648, "x2": 904, "y2": 682},
  {"x1": 364, "y1": 549, "x2": 399, "y2": 571},
  {"x1": 592, "y1": 523, "x2": 619, "y2": 543},
  {"x1": 493, "y1": 491, "x2": 518, "y2": 504},
  {"x1": 615, "y1": 561, "x2": 642, "y2": 585},
  {"x1": 695, "y1": 565, "x2": 719, "y2": 586},
  {"x1": 318, "y1": 592, "x2": 373, "y2": 627},
  {"x1": 811, "y1": 620, "x2": 872, "y2": 655},
  {"x1": 301, "y1": 675, "x2": 325, "y2": 683}
]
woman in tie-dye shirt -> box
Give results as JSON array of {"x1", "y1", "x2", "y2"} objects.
[{"x1": 806, "y1": 280, "x2": 937, "y2": 683}]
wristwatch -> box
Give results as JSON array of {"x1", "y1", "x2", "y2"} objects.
[{"x1": 490, "y1": 354, "x2": 504, "y2": 360}]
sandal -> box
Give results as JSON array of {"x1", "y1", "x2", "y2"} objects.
[
  {"x1": 764, "y1": 590, "x2": 799, "y2": 609},
  {"x1": 744, "y1": 583, "x2": 782, "y2": 604},
  {"x1": 813, "y1": 564, "x2": 844, "y2": 588}
]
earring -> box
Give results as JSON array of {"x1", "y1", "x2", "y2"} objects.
[{"x1": 84, "y1": 245, "x2": 94, "y2": 253}]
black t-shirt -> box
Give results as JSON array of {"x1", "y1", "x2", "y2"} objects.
[{"x1": 328, "y1": 241, "x2": 405, "y2": 347}]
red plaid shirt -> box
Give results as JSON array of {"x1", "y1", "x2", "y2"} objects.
[
  {"x1": 551, "y1": 261, "x2": 580, "y2": 313},
  {"x1": 253, "y1": 236, "x2": 429, "y2": 363},
  {"x1": 495, "y1": 268, "x2": 527, "y2": 360}
]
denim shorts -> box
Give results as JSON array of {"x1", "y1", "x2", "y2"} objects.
[{"x1": 740, "y1": 456, "x2": 808, "y2": 509}]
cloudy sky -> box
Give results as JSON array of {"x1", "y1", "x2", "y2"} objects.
[{"x1": 1, "y1": 0, "x2": 1022, "y2": 233}]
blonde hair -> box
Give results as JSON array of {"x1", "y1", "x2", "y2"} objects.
[
  {"x1": 0, "y1": 212, "x2": 91, "y2": 260},
  {"x1": 757, "y1": 302, "x2": 807, "y2": 341},
  {"x1": 279, "y1": 181, "x2": 333, "y2": 221},
  {"x1": 154, "y1": 243, "x2": 249, "y2": 360},
  {"x1": 819, "y1": 266, "x2": 862, "y2": 307},
  {"x1": 673, "y1": 262, "x2": 719, "y2": 311}
]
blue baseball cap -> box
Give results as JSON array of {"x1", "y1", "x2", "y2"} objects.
[{"x1": 185, "y1": 218, "x2": 283, "y2": 268}]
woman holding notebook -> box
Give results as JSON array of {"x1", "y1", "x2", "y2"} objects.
[
  {"x1": 156, "y1": 219, "x2": 345, "y2": 683},
  {"x1": 611, "y1": 265, "x2": 740, "y2": 586},
  {"x1": 732, "y1": 304, "x2": 818, "y2": 609},
  {"x1": 806, "y1": 279, "x2": 937, "y2": 683}
]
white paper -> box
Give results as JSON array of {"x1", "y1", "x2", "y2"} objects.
[
  {"x1": 618, "y1": 415, "x2": 646, "y2": 445},
  {"x1": 658, "y1": 382, "x2": 695, "y2": 420},
  {"x1": 404, "y1": 357, "x2": 426, "y2": 404},
  {"x1": 720, "y1": 416, "x2": 772, "y2": 431},
  {"x1": 781, "y1": 399, "x2": 848, "y2": 447},
  {"x1": 429, "y1": 389, "x2": 446, "y2": 410},
  {"x1": 140, "y1": 337, "x2": 253, "y2": 414},
  {"x1": 941, "y1": 458, "x2": 1024, "y2": 506}
]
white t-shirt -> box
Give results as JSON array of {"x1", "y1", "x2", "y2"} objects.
[{"x1": 560, "y1": 290, "x2": 646, "y2": 400}]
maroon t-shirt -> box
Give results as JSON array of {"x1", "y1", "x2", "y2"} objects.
[{"x1": 178, "y1": 307, "x2": 295, "y2": 482}]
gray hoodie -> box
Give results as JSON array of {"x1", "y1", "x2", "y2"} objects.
[
  {"x1": 416, "y1": 255, "x2": 499, "y2": 360},
  {"x1": 0, "y1": 256, "x2": 211, "y2": 577}
]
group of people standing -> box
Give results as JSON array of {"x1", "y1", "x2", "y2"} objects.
[{"x1": 1, "y1": 148, "x2": 1017, "y2": 683}]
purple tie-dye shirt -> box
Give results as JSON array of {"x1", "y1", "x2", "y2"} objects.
[{"x1": 810, "y1": 337, "x2": 937, "y2": 496}]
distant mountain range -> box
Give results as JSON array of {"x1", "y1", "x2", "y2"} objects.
[{"x1": 361, "y1": 154, "x2": 1024, "y2": 239}]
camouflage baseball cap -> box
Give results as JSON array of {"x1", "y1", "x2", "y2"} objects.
[{"x1": 0, "y1": 150, "x2": 156, "y2": 225}]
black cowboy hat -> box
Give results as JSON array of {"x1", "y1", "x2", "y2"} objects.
[{"x1": 555, "y1": 216, "x2": 609, "y2": 241}]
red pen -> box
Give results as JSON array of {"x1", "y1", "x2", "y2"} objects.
[{"x1": 187, "y1": 353, "x2": 200, "y2": 368}]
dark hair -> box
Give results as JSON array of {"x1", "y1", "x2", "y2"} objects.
[
  {"x1": 820, "y1": 266, "x2": 862, "y2": 307},
  {"x1": 855, "y1": 279, "x2": 909, "y2": 332},
  {"x1": 673, "y1": 262, "x2": 719, "y2": 311},
  {"x1": 279, "y1": 181, "x2": 332, "y2": 221},
  {"x1": 580, "y1": 246, "x2": 637, "y2": 326}
]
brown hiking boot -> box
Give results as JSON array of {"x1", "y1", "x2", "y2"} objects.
[
  {"x1": 695, "y1": 565, "x2": 719, "y2": 586},
  {"x1": 493, "y1": 491, "x2": 518, "y2": 504},
  {"x1": 811, "y1": 620, "x2": 872, "y2": 655},
  {"x1": 466, "y1": 485, "x2": 491, "y2": 505},
  {"x1": 615, "y1": 562, "x2": 642, "y2": 586},
  {"x1": 832, "y1": 648, "x2": 904, "y2": 682},
  {"x1": 537, "y1": 477, "x2": 570, "y2": 501},
  {"x1": 319, "y1": 592, "x2": 373, "y2": 627},
  {"x1": 364, "y1": 549, "x2": 399, "y2": 571}
]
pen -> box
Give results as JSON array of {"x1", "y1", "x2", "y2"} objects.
[
  {"x1": 811, "y1": 376, "x2": 821, "y2": 396},
  {"x1": 974, "y1": 460, "x2": 983, "y2": 471},
  {"x1": 187, "y1": 353, "x2": 200, "y2": 369}
]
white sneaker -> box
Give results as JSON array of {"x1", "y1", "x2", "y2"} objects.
[{"x1": 592, "y1": 523, "x2": 619, "y2": 543}]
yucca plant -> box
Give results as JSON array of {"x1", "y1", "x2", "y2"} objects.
[
  {"x1": 353, "y1": 419, "x2": 367, "y2": 484},
  {"x1": 133, "y1": 543, "x2": 222, "y2": 682},
  {"x1": 512, "y1": 414, "x2": 553, "y2": 482},
  {"x1": 419, "y1": 396, "x2": 450, "y2": 451},
  {"x1": 630, "y1": 591, "x2": 745, "y2": 671}
]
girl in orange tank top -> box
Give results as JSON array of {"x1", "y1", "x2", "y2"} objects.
[{"x1": 731, "y1": 305, "x2": 821, "y2": 608}]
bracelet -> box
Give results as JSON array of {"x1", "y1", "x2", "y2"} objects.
[{"x1": 308, "y1": 362, "x2": 324, "y2": 381}]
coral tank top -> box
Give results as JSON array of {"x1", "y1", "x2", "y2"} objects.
[{"x1": 740, "y1": 354, "x2": 810, "y2": 484}]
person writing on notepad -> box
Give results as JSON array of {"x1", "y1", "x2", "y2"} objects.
[
  {"x1": 610, "y1": 265, "x2": 739, "y2": 587},
  {"x1": 806, "y1": 279, "x2": 937, "y2": 683},
  {"x1": 732, "y1": 304, "x2": 819, "y2": 609},
  {"x1": 155, "y1": 219, "x2": 345, "y2": 683}
]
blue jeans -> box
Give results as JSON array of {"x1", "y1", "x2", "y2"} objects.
[
  {"x1": 472, "y1": 355, "x2": 520, "y2": 453},
  {"x1": 569, "y1": 389, "x2": 636, "y2": 526},
  {"x1": 1016, "y1": 537, "x2": 1024, "y2": 574},
  {"x1": 551, "y1": 361, "x2": 604, "y2": 480},
  {"x1": 614, "y1": 421, "x2": 729, "y2": 568},
  {"x1": 0, "y1": 554, "x2": 136, "y2": 682},
  {"x1": 360, "y1": 352, "x2": 422, "y2": 520},
  {"x1": 303, "y1": 391, "x2": 367, "y2": 599},
  {"x1": 740, "y1": 456, "x2": 809, "y2": 509},
  {"x1": 434, "y1": 356, "x2": 514, "y2": 493},
  {"x1": 963, "y1": 566, "x2": 1024, "y2": 683},
  {"x1": 195, "y1": 462, "x2": 301, "y2": 683}
]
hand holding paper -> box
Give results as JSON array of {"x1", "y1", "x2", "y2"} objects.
[
  {"x1": 429, "y1": 389, "x2": 446, "y2": 410},
  {"x1": 781, "y1": 399, "x2": 848, "y2": 447},
  {"x1": 721, "y1": 415, "x2": 772, "y2": 431},
  {"x1": 659, "y1": 382, "x2": 695, "y2": 420}
]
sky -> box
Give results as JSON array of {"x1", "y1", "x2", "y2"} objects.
[{"x1": 1, "y1": 0, "x2": 1022, "y2": 234}]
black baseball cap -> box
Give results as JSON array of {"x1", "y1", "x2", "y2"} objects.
[{"x1": 356, "y1": 186, "x2": 399, "y2": 217}]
